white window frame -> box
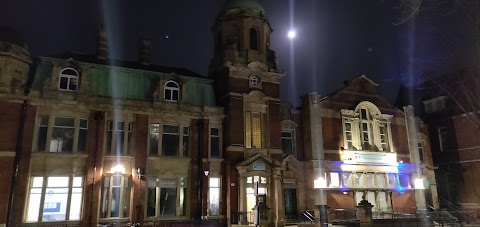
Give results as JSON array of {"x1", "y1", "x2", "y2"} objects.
[
  {"x1": 342, "y1": 120, "x2": 353, "y2": 150},
  {"x1": 35, "y1": 116, "x2": 88, "y2": 153},
  {"x1": 106, "y1": 121, "x2": 133, "y2": 155},
  {"x1": 164, "y1": 81, "x2": 180, "y2": 102},
  {"x1": 58, "y1": 68, "x2": 79, "y2": 91},
  {"x1": 146, "y1": 177, "x2": 187, "y2": 217},
  {"x1": 148, "y1": 123, "x2": 189, "y2": 157},
  {"x1": 26, "y1": 175, "x2": 84, "y2": 222},
  {"x1": 100, "y1": 174, "x2": 131, "y2": 219}
]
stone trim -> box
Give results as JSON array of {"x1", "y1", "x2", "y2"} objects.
[{"x1": 0, "y1": 151, "x2": 15, "y2": 157}]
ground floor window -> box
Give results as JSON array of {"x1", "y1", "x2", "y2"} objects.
[
  {"x1": 146, "y1": 177, "x2": 187, "y2": 217},
  {"x1": 284, "y1": 181, "x2": 297, "y2": 219},
  {"x1": 209, "y1": 177, "x2": 220, "y2": 215},
  {"x1": 100, "y1": 175, "x2": 131, "y2": 218},
  {"x1": 26, "y1": 176, "x2": 83, "y2": 221}
]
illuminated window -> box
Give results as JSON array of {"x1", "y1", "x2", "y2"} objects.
[
  {"x1": 209, "y1": 177, "x2": 220, "y2": 215},
  {"x1": 106, "y1": 121, "x2": 132, "y2": 155},
  {"x1": 245, "y1": 112, "x2": 262, "y2": 149},
  {"x1": 360, "y1": 109, "x2": 372, "y2": 150},
  {"x1": 210, "y1": 128, "x2": 220, "y2": 158},
  {"x1": 146, "y1": 177, "x2": 186, "y2": 217},
  {"x1": 164, "y1": 81, "x2": 180, "y2": 102},
  {"x1": 26, "y1": 176, "x2": 83, "y2": 221},
  {"x1": 282, "y1": 131, "x2": 294, "y2": 155},
  {"x1": 36, "y1": 116, "x2": 88, "y2": 153},
  {"x1": 329, "y1": 172, "x2": 340, "y2": 187},
  {"x1": 379, "y1": 124, "x2": 389, "y2": 151},
  {"x1": 100, "y1": 175, "x2": 130, "y2": 218},
  {"x1": 58, "y1": 68, "x2": 79, "y2": 91}
]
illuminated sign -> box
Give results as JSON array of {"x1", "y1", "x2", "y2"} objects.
[{"x1": 342, "y1": 150, "x2": 397, "y2": 165}]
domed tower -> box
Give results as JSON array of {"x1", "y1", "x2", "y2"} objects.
[
  {"x1": 210, "y1": 1, "x2": 286, "y2": 226},
  {"x1": 0, "y1": 27, "x2": 31, "y2": 95}
]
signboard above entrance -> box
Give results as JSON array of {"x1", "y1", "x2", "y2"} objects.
[{"x1": 342, "y1": 150, "x2": 397, "y2": 165}]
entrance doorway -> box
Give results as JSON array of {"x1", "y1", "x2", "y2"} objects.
[
  {"x1": 284, "y1": 188, "x2": 297, "y2": 219},
  {"x1": 245, "y1": 176, "x2": 267, "y2": 223}
]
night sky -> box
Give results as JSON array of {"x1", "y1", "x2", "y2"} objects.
[{"x1": 0, "y1": 0, "x2": 474, "y2": 106}]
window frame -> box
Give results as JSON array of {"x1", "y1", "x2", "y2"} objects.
[
  {"x1": 281, "y1": 131, "x2": 294, "y2": 155},
  {"x1": 35, "y1": 115, "x2": 88, "y2": 153},
  {"x1": 209, "y1": 127, "x2": 221, "y2": 158},
  {"x1": 26, "y1": 175, "x2": 84, "y2": 222},
  {"x1": 106, "y1": 120, "x2": 133, "y2": 156},
  {"x1": 438, "y1": 126, "x2": 448, "y2": 151},
  {"x1": 58, "y1": 67, "x2": 79, "y2": 91},
  {"x1": 249, "y1": 28, "x2": 259, "y2": 51},
  {"x1": 208, "y1": 177, "x2": 221, "y2": 216},
  {"x1": 164, "y1": 80, "x2": 180, "y2": 102},
  {"x1": 146, "y1": 176, "x2": 187, "y2": 217},
  {"x1": 148, "y1": 122, "x2": 190, "y2": 157},
  {"x1": 245, "y1": 111, "x2": 263, "y2": 149},
  {"x1": 100, "y1": 174, "x2": 131, "y2": 219},
  {"x1": 249, "y1": 75, "x2": 261, "y2": 88}
]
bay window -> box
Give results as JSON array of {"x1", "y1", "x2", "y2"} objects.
[
  {"x1": 106, "y1": 121, "x2": 132, "y2": 155},
  {"x1": 36, "y1": 116, "x2": 88, "y2": 153},
  {"x1": 26, "y1": 176, "x2": 83, "y2": 221},
  {"x1": 100, "y1": 175, "x2": 131, "y2": 218},
  {"x1": 245, "y1": 111, "x2": 263, "y2": 149},
  {"x1": 147, "y1": 177, "x2": 187, "y2": 217}
]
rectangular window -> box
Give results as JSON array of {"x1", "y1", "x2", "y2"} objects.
[
  {"x1": 210, "y1": 128, "x2": 220, "y2": 158},
  {"x1": 106, "y1": 121, "x2": 132, "y2": 155},
  {"x1": 100, "y1": 175, "x2": 130, "y2": 218},
  {"x1": 162, "y1": 125, "x2": 179, "y2": 156},
  {"x1": 147, "y1": 177, "x2": 186, "y2": 217},
  {"x1": 183, "y1": 127, "x2": 189, "y2": 157},
  {"x1": 379, "y1": 124, "x2": 388, "y2": 151},
  {"x1": 282, "y1": 131, "x2": 294, "y2": 155},
  {"x1": 361, "y1": 122, "x2": 371, "y2": 150},
  {"x1": 344, "y1": 121, "x2": 353, "y2": 149},
  {"x1": 329, "y1": 172, "x2": 340, "y2": 187},
  {"x1": 209, "y1": 177, "x2": 220, "y2": 215},
  {"x1": 150, "y1": 123, "x2": 160, "y2": 155},
  {"x1": 245, "y1": 111, "x2": 263, "y2": 149},
  {"x1": 398, "y1": 174, "x2": 410, "y2": 188},
  {"x1": 418, "y1": 142, "x2": 425, "y2": 162},
  {"x1": 387, "y1": 173, "x2": 397, "y2": 188},
  {"x1": 36, "y1": 116, "x2": 87, "y2": 153},
  {"x1": 438, "y1": 127, "x2": 448, "y2": 151},
  {"x1": 375, "y1": 173, "x2": 386, "y2": 188},
  {"x1": 342, "y1": 172, "x2": 353, "y2": 187},
  {"x1": 26, "y1": 176, "x2": 83, "y2": 221}
]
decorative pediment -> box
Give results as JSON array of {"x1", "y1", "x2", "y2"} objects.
[
  {"x1": 281, "y1": 120, "x2": 298, "y2": 130},
  {"x1": 247, "y1": 61, "x2": 268, "y2": 73},
  {"x1": 236, "y1": 153, "x2": 283, "y2": 170}
]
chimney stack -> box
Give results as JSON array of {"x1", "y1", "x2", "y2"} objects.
[
  {"x1": 138, "y1": 36, "x2": 152, "y2": 65},
  {"x1": 97, "y1": 25, "x2": 108, "y2": 59}
]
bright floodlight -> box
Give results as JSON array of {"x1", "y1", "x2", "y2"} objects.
[{"x1": 288, "y1": 30, "x2": 296, "y2": 39}]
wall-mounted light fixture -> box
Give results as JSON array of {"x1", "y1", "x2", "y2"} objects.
[
  {"x1": 204, "y1": 170, "x2": 210, "y2": 177},
  {"x1": 111, "y1": 164, "x2": 125, "y2": 174},
  {"x1": 137, "y1": 168, "x2": 145, "y2": 180}
]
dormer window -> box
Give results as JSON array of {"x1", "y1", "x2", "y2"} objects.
[
  {"x1": 249, "y1": 75, "x2": 261, "y2": 88},
  {"x1": 164, "y1": 81, "x2": 180, "y2": 102},
  {"x1": 58, "y1": 68, "x2": 79, "y2": 91}
]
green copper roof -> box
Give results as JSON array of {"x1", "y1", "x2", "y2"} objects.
[{"x1": 223, "y1": 0, "x2": 265, "y2": 14}]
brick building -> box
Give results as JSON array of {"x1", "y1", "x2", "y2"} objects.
[{"x1": 0, "y1": 0, "x2": 437, "y2": 226}]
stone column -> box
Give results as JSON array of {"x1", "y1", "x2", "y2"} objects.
[
  {"x1": 273, "y1": 168, "x2": 284, "y2": 227},
  {"x1": 237, "y1": 169, "x2": 248, "y2": 225}
]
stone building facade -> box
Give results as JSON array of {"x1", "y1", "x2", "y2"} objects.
[{"x1": 0, "y1": 0, "x2": 437, "y2": 227}]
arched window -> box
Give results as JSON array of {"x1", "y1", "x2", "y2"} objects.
[
  {"x1": 249, "y1": 28, "x2": 258, "y2": 50},
  {"x1": 58, "y1": 68, "x2": 79, "y2": 91},
  {"x1": 164, "y1": 81, "x2": 180, "y2": 102}
]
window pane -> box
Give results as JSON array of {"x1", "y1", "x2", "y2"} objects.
[
  {"x1": 106, "y1": 129, "x2": 113, "y2": 155},
  {"x1": 69, "y1": 188, "x2": 83, "y2": 220},
  {"x1": 172, "y1": 90, "x2": 179, "y2": 101},
  {"x1": 115, "y1": 131, "x2": 125, "y2": 155},
  {"x1": 80, "y1": 119, "x2": 88, "y2": 128},
  {"x1": 165, "y1": 90, "x2": 172, "y2": 100},
  {"x1": 252, "y1": 113, "x2": 262, "y2": 148},
  {"x1": 180, "y1": 188, "x2": 186, "y2": 216},
  {"x1": 342, "y1": 173, "x2": 353, "y2": 187},
  {"x1": 210, "y1": 178, "x2": 220, "y2": 187},
  {"x1": 366, "y1": 173, "x2": 375, "y2": 188},
  {"x1": 163, "y1": 125, "x2": 179, "y2": 134},
  {"x1": 211, "y1": 128, "x2": 219, "y2": 136},
  {"x1": 116, "y1": 122, "x2": 125, "y2": 131},
  {"x1": 211, "y1": 136, "x2": 220, "y2": 158},
  {"x1": 69, "y1": 78, "x2": 78, "y2": 90},
  {"x1": 163, "y1": 134, "x2": 179, "y2": 156},
  {"x1": 159, "y1": 188, "x2": 177, "y2": 215},
  {"x1": 73, "y1": 177, "x2": 83, "y2": 187},
  {"x1": 209, "y1": 187, "x2": 220, "y2": 215},
  {"x1": 282, "y1": 137, "x2": 293, "y2": 155},
  {"x1": 47, "y1": 177, "x2": 69, "y2": 187},
  {"x1": 330, "y1": 172, "x2": 340, "y2": 187},
  {"x1": 43, "y1": 187, "x2": 69, "y2": 221},
  {"x1": 111, "y1": 187, "x2": 121, "y2": 217},
  {"x1": 399, "y1": 174, "x2": 409, "y2": 188},
  {"x1": 32, "y1": 177, "x2": 43, "y2": 187},
  {"x1": 245, "y1": 112, "x2": 252, "y2": 148},
  {"x1": 54, "y1": 117, "x2": 75, "y2": 127},
  {"x1": 150, "y1": 124, "x2": 159, "y2": 155},
  {"x1": 183, "y1": 134, "x2": 189, "y2": 157},
  {"x1": 59, "y1": 77, "x2": 68, "y2": 89},
  {"x1": 27, "y1": 192, "x2": 42, "y2": 221},
  {"x1": 78, "y1": 128, "x2": 87, "y2": 153},
  {"x1": 50, "y1": 127, "x2": 74, "y2": 152},
  {"x1": 147, "y1": 188, "x2": 156, "y2": 217},
  {"x1": 388, "y1": 173, "x2": 397, "y2": 187},
  {"x1": 376, "y1": 174, "x2": 386, "y2": 188}
]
